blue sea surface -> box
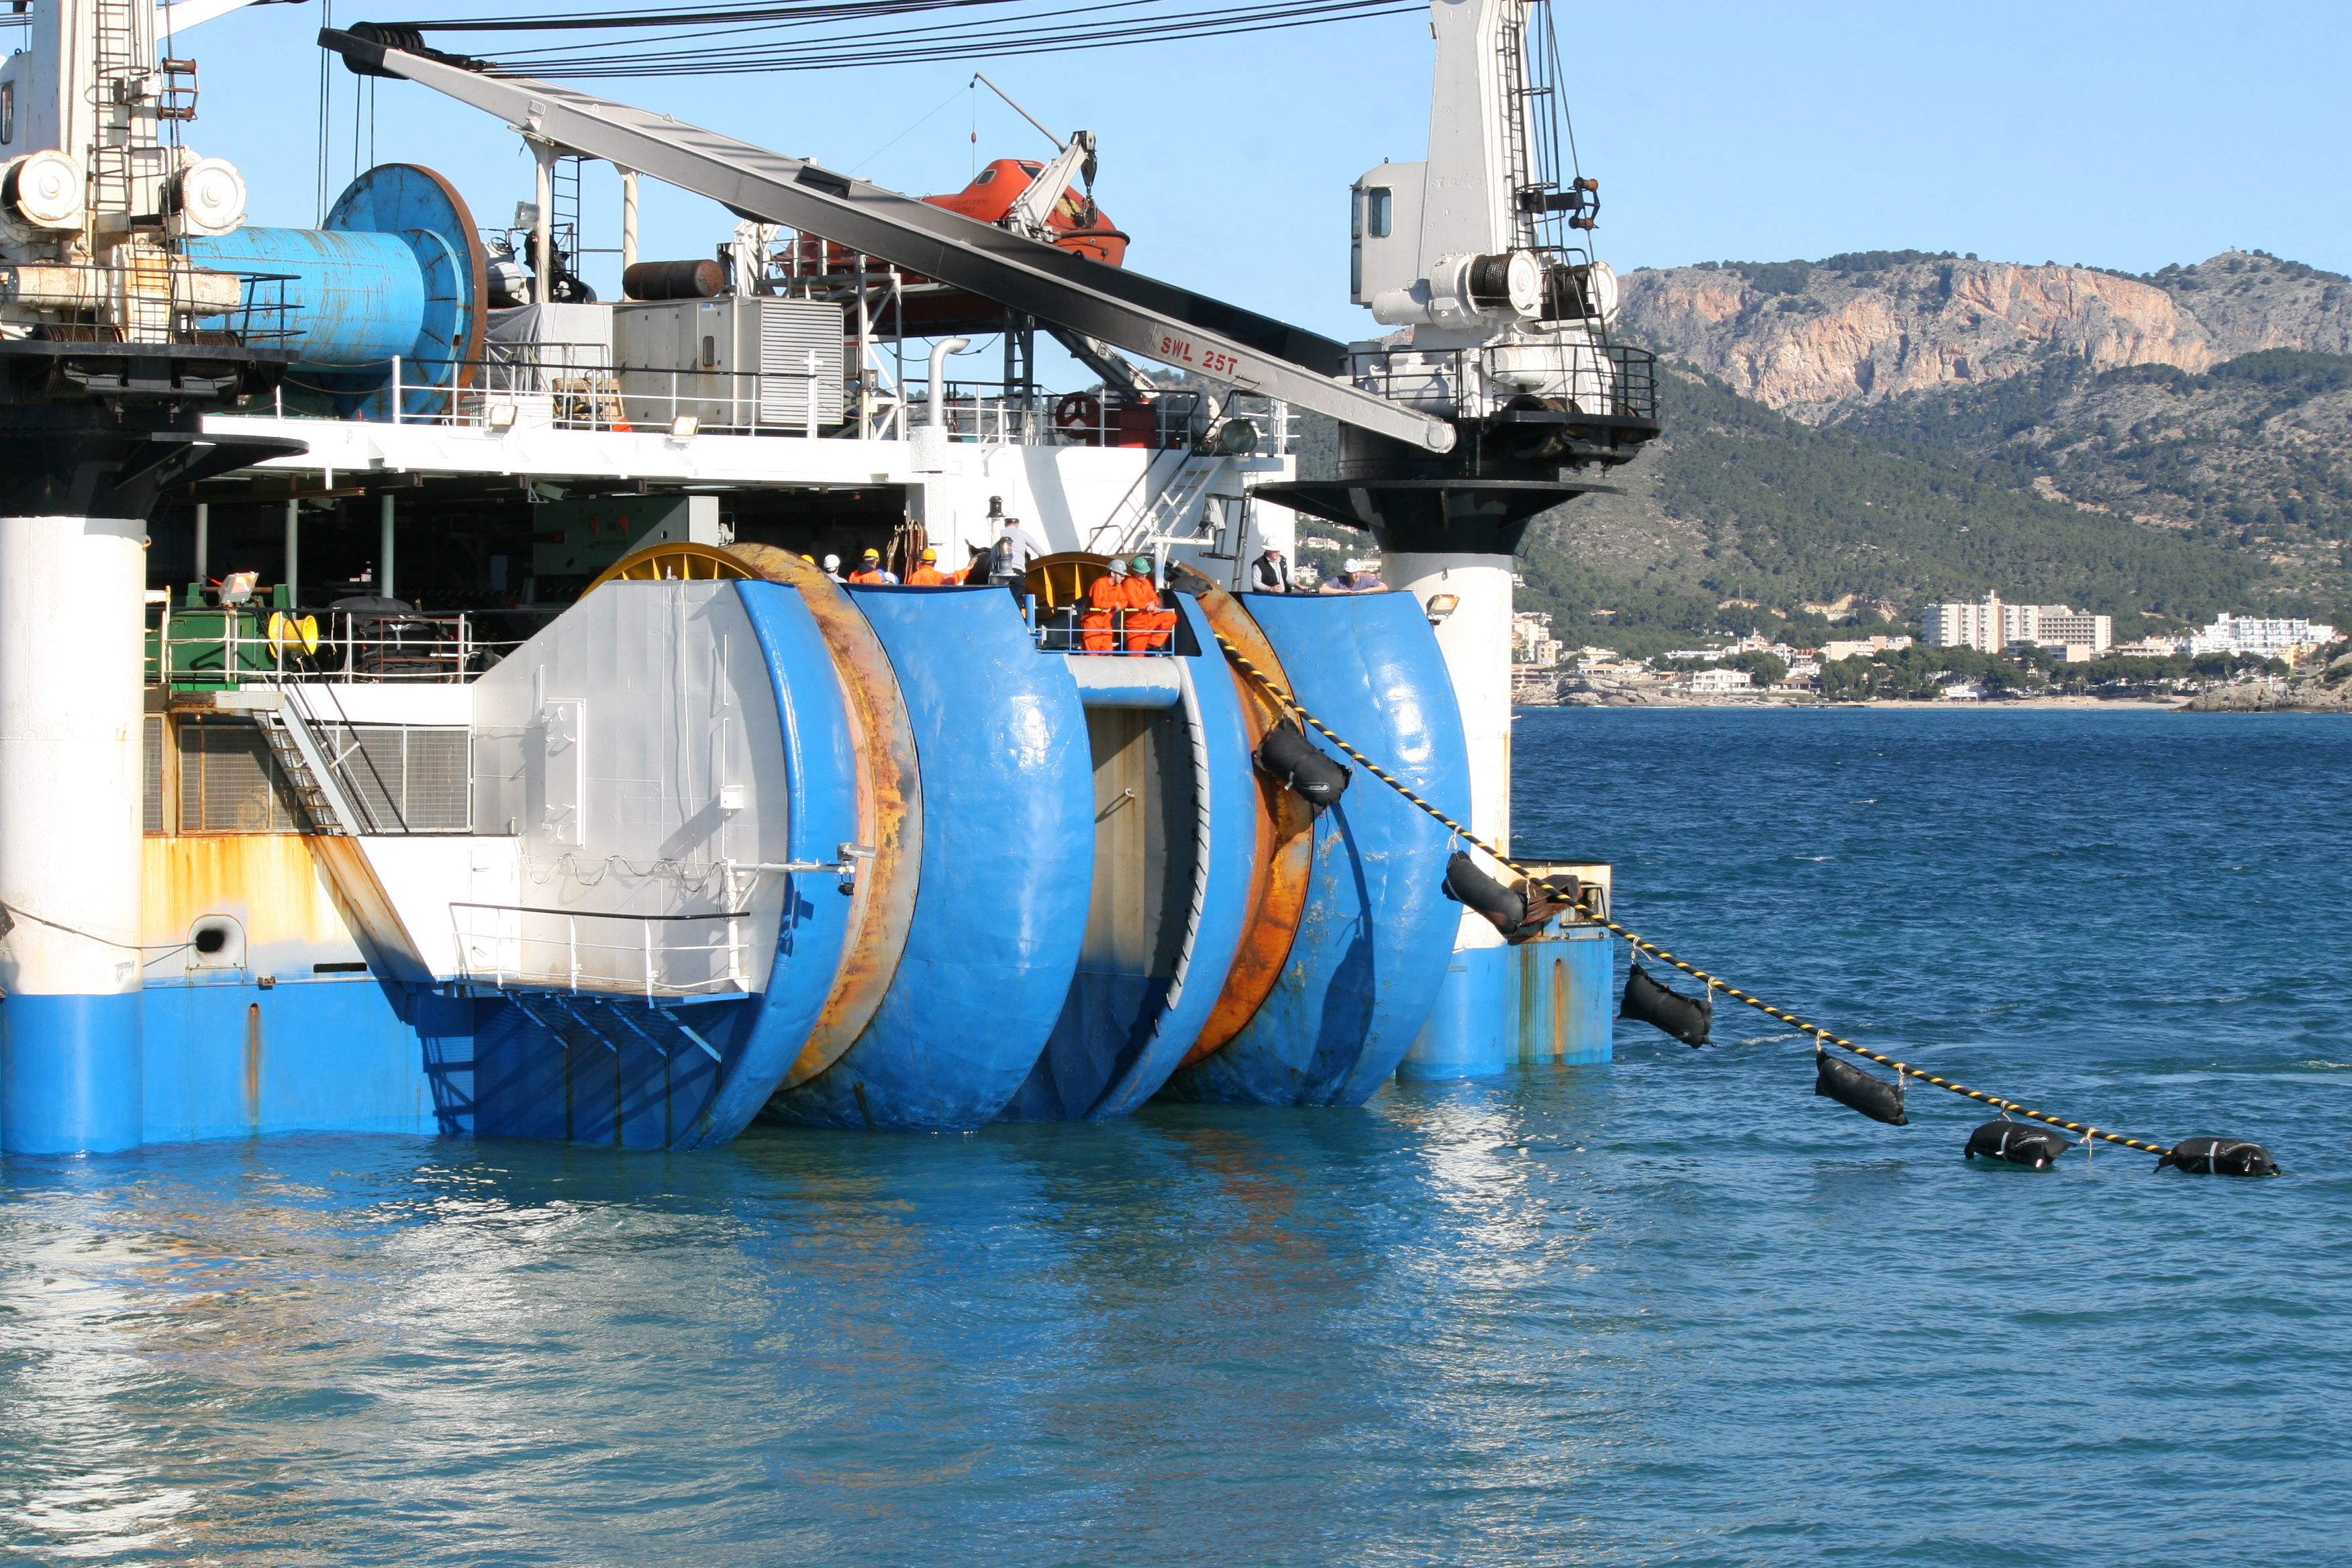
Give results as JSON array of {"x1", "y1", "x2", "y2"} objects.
[{"x1": 4, "y1": 708, "x2": 2347, "y2": 1566}]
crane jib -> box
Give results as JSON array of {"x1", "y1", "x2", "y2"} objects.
[{"x1": 315, "y1": 30, "x2": 1457, "y2": 454}]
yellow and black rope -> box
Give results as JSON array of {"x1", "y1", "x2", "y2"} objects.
[{"x1": 1214, "y1": 632, "x2": 2173, "y2": 1157}]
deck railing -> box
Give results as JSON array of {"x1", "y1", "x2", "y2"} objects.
[
  {"x1": 448, "y1": 902, "x2": 751, "y2": 999},
  {"x1": 148, "y1": 603, "x2": 503, "y2": 687}
]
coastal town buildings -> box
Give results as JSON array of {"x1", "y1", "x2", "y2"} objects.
[
  {"x1": 1512, "y1": 611, "x2": 1563, "y2": 669},
  {"x1": 1921, "y1": 594, "x2": 2112, "y2": 654},
  {"x1": 2184, "y1": 613, "x2": 2337, "y2": 659},
  {"x1": 1680, "y1": 668, "x2": 1753, "y2": 693}
]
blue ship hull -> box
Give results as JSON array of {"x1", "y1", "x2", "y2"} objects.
[
  {"x1": 3, "y1": 556, "x2": 1606, "y2": 1158},
  {"x1": 1158, "y1": 591, "x2": 1469, "y2": 1107}
]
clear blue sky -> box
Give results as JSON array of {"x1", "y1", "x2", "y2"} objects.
[{"x1": 174, "y1": 0, "x2": 2350, "y2": 345}]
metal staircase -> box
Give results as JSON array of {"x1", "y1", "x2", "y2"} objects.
[
  {"x1": 253, "y1": 687, "x2": 373, "y2": 835},
  {"x1": 1091, "y1": 450, "x2": 1230, "y2": 560}
]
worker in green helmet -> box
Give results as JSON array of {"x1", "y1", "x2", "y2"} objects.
[{"x1": 1121, "y1": 554, "x2": 1175, "y2": 654}]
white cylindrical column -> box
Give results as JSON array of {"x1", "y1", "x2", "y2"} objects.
[
  {"x1": 284, "y1": 497, "x2": 299, "y2": 605},
  {"x1": 620, "y1": 167, "x2": 638, "y2": 273},
  {"x1": 379, "y1": 492, "x2": 396, "y2": 601},
  {"x1": 1390, "y1": 549, "x2": 1518, "y2": 1081},
  {"x1": 533, "y1": 142, "x2": 557, "y2": 307},
  {"x1": 0, "y1": 513, "x2": 148, "y2": 1153},
  {"x1": 1387, "y1": 551, "x2": 1515, "y2": 854},
  {"x1": 194, "y1": 501, "x2": 209, "y2": 583}
]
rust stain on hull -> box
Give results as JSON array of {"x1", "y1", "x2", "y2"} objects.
[
  {"x1": 1169, "y1": 567, "x2": 1314, "y2": 1067},
  {"x1": 724, "y1": 544, "x2": 922, "y2": 1088},
  {"x1": 307, "y1": 835, "x2": 429, "y2": 983}
]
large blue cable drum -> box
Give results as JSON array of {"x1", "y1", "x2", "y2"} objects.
[{"x1": 182, "y1": 164, "x2": 486, "y2": 419}]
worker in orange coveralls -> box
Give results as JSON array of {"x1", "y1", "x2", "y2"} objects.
[
  {"x1": 1079, "y1": 556, "x2": 1134, "y2": 652},
  {"x1": 1118, "y1": 554, "x2": 1175, "y2": 653},
  {"x1": 846, "y1": 548, "x2": 897, "y2": 585},
  {"x1": 906, "y1": 546, "x2": 954, "y2": 585}
]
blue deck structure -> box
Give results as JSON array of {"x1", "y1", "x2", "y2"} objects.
[
  {"x1": 763, "y1": 585, "x2": 1094, "y2": 1130},
  {"x1": 1158, "y1": 592, "x2": 1469, "y2": 1107},
  {"x1": 1001, "y1": 593, "x2": 1259, "y2": 1122},
  {"x1": 450, "y1": 580, "x2": 866, "y2": 1148}
]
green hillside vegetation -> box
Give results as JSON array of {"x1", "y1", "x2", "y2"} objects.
[
  {"x1": 1835, "y1": 350, "x2": 2352, "y2": 618},
  {"x1": 1286, "y1": 368, "x2": 2271, "y2": 656}
]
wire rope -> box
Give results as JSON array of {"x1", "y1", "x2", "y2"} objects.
[
  {"x1": 375, "y1": 0, "x2": 1421, "y2": 77},
  {"x1": 1206, "y1": 628, "x2": 2184, "y2": 1158}
]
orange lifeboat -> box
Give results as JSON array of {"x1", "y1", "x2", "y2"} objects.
[{"x1": 787, "y1": 157, "x2": 1129, "y2": 336}]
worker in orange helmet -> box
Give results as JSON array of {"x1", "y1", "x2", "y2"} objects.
[
  {"x1": 906, "y1": 546, "x2": 954, "y2": 585},
  {"x1": 846, "y1": 547, "x2": 897, "y2": 585},
  {"x1": 1119, "y1": 554, "x2": 1175, "y2": 653},
  {"x1": 1079, "y1": 555, "x2": 1131, "y2": 653}
]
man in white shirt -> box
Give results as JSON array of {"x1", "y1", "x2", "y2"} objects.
[
  {"x1": 1250, "y1": 545, "x2": 1295, "y2": 593},
  {"x1": 985, "y1": 499, "x2": 1050, "y2": 588}
]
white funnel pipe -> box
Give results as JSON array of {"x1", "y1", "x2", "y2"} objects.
[{"x1": 927, "y1": 338, "x2": 970, "y2": 426}]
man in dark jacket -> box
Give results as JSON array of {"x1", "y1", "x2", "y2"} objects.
[{"x1": 1249, "y1": 544, "x2": 1295, "y2": 593}]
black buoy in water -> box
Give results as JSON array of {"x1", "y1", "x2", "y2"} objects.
[
  {"x1": 2157, "y1": 1137, "x2": 2281, "y2": 1177},
  {"x1": 1621, "y1": 964, "x2": 1712, "y2": 1046},
  {"x1": 1964, "y1": 1120, "x2": 2075, "y2": 1168},
  {"x1": 1814, "y1": 1050, "x2": 1908, "y2": 1124}
]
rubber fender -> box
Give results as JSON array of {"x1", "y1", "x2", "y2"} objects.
[
  {"x1": 1254, "y1": 718, "x2": 1349, "y2": 810},
  {"x1": 1444, "y1": 851, "x2": 1526, "y2": 936},
  {"x1": 1964, "y1": 1120, "x2": 2074, "y2": 1167},
  {"x1": 1813, "y1": 1050, "x2": 1908, "y2": 1125},
  {"x1": 2157, "y1": 1136, "x2": 2281, "y2": 1177},
  {"x1": 1620, "y1": 963, "x2": 1711, "y2": 1046}
]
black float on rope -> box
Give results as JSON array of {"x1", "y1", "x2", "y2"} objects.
[
  {"x1": 1964, "y1": 1120, "x2": 2074, "y2": 1167},
  {"x1": 1814, "y1": 1049, "x2": 1908, "y2": 1125},
  {"x1": 1444, "y1": 851, "x2": 1527, "y2": 936},
  {"x1": 1254, "y1": 719, "x2": 1350, "y2": 810},
  {"x1": 2156, "y1": 1138, "x2": 2281, "y2": 1177},
  {"x1": 1199, "y1": 629, "x2": 2284, "y2": 1178},
  {"x1": 1620, "y1": 963, "x2": 1712, "y2": 1047}
]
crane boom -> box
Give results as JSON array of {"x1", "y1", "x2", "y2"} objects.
[{"x1": 317, "y1": 30, "x2": 1456, "y2": 453}]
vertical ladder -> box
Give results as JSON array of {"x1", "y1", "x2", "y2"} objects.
[
  {"x1": 87, "y1": 0, "x2": 140, "y2": 221},
  {"x1": 551, "y1": 153, "x2": 583, "y2": 279},
  {"x1": 1496, "y1": 10, "x2": 1541, "y2": 252}
]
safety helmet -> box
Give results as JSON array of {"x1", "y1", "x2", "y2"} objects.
[
  {"x1": 1129, "y1": 555, "x2": 1153, "y2": 575},
  {"x1": 1106, "y1": 556, "x2": 1128, "y2": 575},
  {"x1": 822, "y1": 554, "x2": 840, "y2": 571},
  {"x1": 861, "y1": 548, "x2": 881, "y2": 561},
  {"x1": 920, "y1": 546, "x2": 938, "y2": 562}
]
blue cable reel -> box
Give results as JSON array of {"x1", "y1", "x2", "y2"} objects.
[{"x1": 183, "y1": 164, "x2": 487, "y2": 421}]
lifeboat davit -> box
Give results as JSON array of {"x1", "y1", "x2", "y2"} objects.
[{"x1": 789, "y1": 156, "x2": 1129, "y2": 337}]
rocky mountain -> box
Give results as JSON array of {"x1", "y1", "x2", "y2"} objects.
[
  {"x1": 1280, "y1": 250, "x2": 2352, "y2": 652},
  {"x1": 1617, "y1": 250, "x2": 2352, "y2": 422}
]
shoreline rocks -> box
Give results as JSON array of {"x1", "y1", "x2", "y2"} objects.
[{"x1": 2177, "y1": 681, "x2": 2352, "y2": 714}]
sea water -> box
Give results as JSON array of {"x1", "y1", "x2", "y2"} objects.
[{"x1": 3, "y1": 708, "x2": 2347, "y2": 1566}]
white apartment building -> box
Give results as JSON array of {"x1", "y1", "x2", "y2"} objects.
[
  {"x1": 1681, "y1": 667, "x2": 1753, "y2": 693},
  {"x1": 2186, "y1": 613, "x2": 2339, "y2": 658},
  {"x1": 1920, "y1": 594, "x2": 2112, "y2": 653},
  {"x1": 1512, "y1": 610, "x2": 1563, "y2": 668}
]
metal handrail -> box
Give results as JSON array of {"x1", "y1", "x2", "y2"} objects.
[
  {"x1": 149, "y1": 603, "x2": 501, "y2": 687},
  {"x1": 448, "y1": 900, "x2": 752, "y2": 999}
]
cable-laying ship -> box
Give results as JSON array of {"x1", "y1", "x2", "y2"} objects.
[{"x1": 0, "y1": 0, "x2": 1657, "y2": 1154}]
